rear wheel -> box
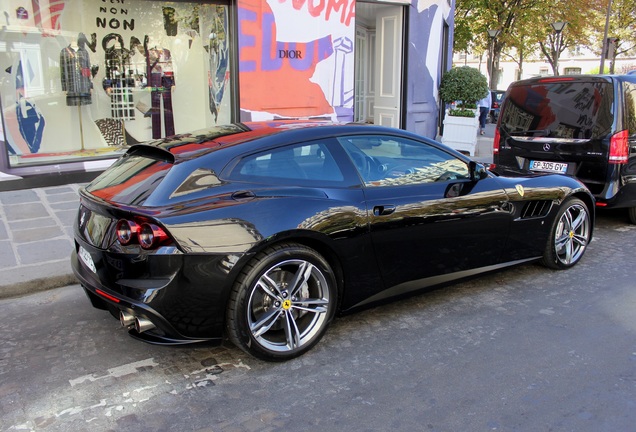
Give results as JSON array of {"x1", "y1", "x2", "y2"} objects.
[
  {"x1": 628, "y1": 207, "x2": 636, "y2": 224},
  {"x1": 542, "y1": 198, "x2": 591, "y2": 269},
  {"x1": 226, "y1": 243, "x2": 336, "y2": 361}
]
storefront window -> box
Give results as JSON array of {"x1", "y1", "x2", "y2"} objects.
[{"x1": 0, "y1": 0, "x2": 234, "y2": 168}]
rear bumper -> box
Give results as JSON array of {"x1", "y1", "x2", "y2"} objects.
[
  {"x1": 71, "y1": 246, "x2": 225, "y2": 345},
  {"x1": 495, "y1": 149, "x2": 636, "y2": 209},
  {"x1": 596, "y1": 182, "x2": 636, "y2": 209}
]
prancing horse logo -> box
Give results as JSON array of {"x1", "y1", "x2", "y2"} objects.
[{"x1": 515, "y1": 184, "x2": 525, "y2": 197}]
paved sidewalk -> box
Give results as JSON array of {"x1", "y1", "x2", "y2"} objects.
[
  {"x1": 437, "y1": 123, "x2": 495, "y2": 164},
  {"x1": 0, "y1": 184, "x2": 82, "y2": 299},
  {"x1": 471, "y1": 132, "x2": 494, "y2": 164},
  {"x1": 0, "y1": 131, "x2": 494, "y2": 300}
]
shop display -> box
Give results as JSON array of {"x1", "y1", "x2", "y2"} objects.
[{"x1": 1, "y1": 1, "x2": 233, "y2": 169}]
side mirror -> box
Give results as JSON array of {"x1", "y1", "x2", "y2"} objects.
[{"x1": 469, "y1": 161, "x2": 488, "y2": 181}]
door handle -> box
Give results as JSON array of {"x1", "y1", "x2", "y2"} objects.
[
  {"x1": 373, "y1": 205, "x2": 396, "y2": 216},
  {"x1": 231, "y1": 190, "x2": 256, "y2": 200}
]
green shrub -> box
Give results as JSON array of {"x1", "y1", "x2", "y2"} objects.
[
  {"x1": 440, "y1": 66, "x2": 489, "y2": 109},
  {"x1": 448, "y1": 108, "x2": 477, "y2": 117}
]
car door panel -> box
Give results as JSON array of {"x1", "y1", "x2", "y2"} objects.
[
  {"x1": 365, "y1": 178, "x2": 510, "y2": 291},
  {"x1": 337, "y1": 134, "x2": 511, "y2": 307}
]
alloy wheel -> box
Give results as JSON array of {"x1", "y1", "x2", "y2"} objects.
[
  {"x1": 553, "y1": 203, "x2": 590, "y2": 266},
  {"x1": 247, "y1": 259, "x2": 330, "y2": 353}
]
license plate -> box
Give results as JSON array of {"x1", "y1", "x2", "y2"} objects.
[
  {"x1": 78, "y1": 246, "x2": 97, "y2": 273},
  {"x1": 530, "y1": 160, "x2": 568, "y2": 173}
]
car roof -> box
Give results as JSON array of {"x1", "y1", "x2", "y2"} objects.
[
  {"x1": 125, "y1": 121, "x2": 424, "y2": 165},
  {"x1": 510, "y1": 74, "x2": 636, "y2": 87}
]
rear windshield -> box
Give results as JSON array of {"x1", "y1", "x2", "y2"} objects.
[
  {"x1": 501, "y1": 80, "x2": 614, "y2": 139},
  {"x1": 86, "y1": 154, "x2": 171, "y2": 205}
]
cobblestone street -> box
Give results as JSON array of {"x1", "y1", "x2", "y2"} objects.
[{"x1": 2, "y1": 210, "x2": 635, "y2": 431}]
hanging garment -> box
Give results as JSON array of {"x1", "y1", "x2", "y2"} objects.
[
  {"x1": 147, "y1": 47, "x2": 175, "y2": 138},
  {"x1": 14, "y1": 60, "x2": 46, "y2": 154},
  {"x1": 60, "y1": 45, "x2": 92, "y2": 106}
]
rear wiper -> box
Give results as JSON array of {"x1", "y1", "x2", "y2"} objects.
[{"x1": 510, "y1": 128, "x2": 550, "y2": 137}]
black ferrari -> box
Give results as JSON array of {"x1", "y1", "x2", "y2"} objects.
[{"x1": 71, "y1": 122, "x2": 594, "y2": 361}]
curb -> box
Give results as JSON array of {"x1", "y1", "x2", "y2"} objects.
[{"x1": 0, "y1": 274, "x2": 79, "y2": 300}]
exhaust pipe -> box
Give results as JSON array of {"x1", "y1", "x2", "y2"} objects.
[
  {"x1": 120, "y1": 311, "x2": 135, "y2": 328},
  {"x1": 134, "y1": 316, "x2": 156, "y2": 333}
]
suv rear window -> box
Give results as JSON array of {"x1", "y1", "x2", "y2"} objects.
[{"x1": 501, "y1": 79, "x2": 614, "y2": 139}]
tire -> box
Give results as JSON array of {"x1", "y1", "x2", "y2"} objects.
[
  {"x1": 226, "y1": 243, "x2": 337, "y2": 361},
  {"x1": 628, "y1": 207, "x2": 636, "y2": 224},
  {"x1": 542, "y1": 198, "x2": 591, "y2": 269}
]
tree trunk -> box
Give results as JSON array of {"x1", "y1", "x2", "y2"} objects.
[{"x1": 490, "y1": 42, "x2": 503, "y2": 90}]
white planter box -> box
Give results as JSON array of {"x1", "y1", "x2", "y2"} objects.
[{"x1": 441, "y1": 113, "x2": 479, "y2": 156}]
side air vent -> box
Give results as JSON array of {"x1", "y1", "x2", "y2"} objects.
[{"x1": 520, "y1": 200, "x2": 553, "y2": 219}]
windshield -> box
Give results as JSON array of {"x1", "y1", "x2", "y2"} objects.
[{"x1": 500, "y1": 79, "x2": 614, "y2": 139}]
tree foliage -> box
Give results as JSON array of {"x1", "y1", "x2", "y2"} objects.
[
  {"x1": 591, "y1": 0, "x2": 636, "y2": 72},
  {"x1": 453, "y1": 0, "x2": 636, "y2": 80},
  {"x1": 439, "y1": 66, "x2": 489, "y2": 114}
]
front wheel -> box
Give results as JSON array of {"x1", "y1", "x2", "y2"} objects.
[
  {"x1": 226, "y1": 243, "x2": 337, "y2": 361},
  {"x1": 542, "y1": 198, "x2": 591, "y2": 269},
  {"x1": 628, "y1": 207, "x2": 636, "y2": 224}
]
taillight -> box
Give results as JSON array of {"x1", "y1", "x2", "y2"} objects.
[
  {"x1": 138, "y1": 223, "x2": 169, "y2": 249},
  {"x1": 537, "y1": 77, "x2": 575, "y2": 83},
  {"x1": 115, "y1": 218, "x2": 171, "y2": 249},
  {"x1": 493, "y1": 128, "x2": 501, "y2": 154},
  {"x1": 609, "y1": 130, "x2": 629, "y2": 164},
  {"x1": 116, "y1": 220, "x2": 140, "y2": 245}
]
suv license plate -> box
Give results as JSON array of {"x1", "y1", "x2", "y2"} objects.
[
  {"x1": 78, "y1": 246, "x2": 97, "y2": 273},
  {"x1": 530, "y1": 160, "x2": 568, "y2": 173}
]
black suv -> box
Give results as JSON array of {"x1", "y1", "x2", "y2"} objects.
[{"x1": 493, "y1": 74, "x2": 636, "y2": 223}]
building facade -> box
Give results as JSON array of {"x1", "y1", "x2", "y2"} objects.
[
  {"x1": 455, "y1": 47, "x2": 636, "y2": 92},
  {"x1": 0, "y1": 0, "x2": 454, "y2": 187}
]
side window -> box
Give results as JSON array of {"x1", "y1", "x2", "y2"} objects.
[
  {"x1": 228, "y1": 141, "x2": 344, "y2": 183},
  {"x1": 338, "y1": 135, "x2": 470, "y2": 187}
]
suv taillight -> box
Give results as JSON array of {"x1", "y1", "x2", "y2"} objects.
[
  {"x1": 609, "y1": 130, "x2": 629, "y2": 164},
  {"x1": 493, "y1": 128, "x2": 501, "y2": 154}
]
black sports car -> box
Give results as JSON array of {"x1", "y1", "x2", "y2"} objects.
[{"x1": 71, "y1": 122, "x2": 594, "y2": 361}]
